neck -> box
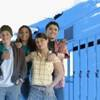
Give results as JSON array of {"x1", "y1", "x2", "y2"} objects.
[
  {"x1": 49, "y1": 38, "x2": 56, "y2": 41},
  {"x1": 3, "y1": 42, "x2": 11, "y2": 47},
  {"x1": 39, "y1": 48, "x2": 49, "y2": 57},
  {"x1": 22, "y1": 41, "x2": 27, "y2": 46}
]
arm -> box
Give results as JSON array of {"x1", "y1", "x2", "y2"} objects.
[
  {"x1": 50, "y1": 54, "x2": 63, "y2": 88},
  {"x1": 1, "y1": 51, "x2": 10, "y2": 60},
  {"x1": 0, "y1": 44, "x2": 10, "y2": 77},
  {"x1": 65, "y1": 46, "x2": 70, "y2": 58},
  {"x1": 58, "y1": 40, "x2": 70, "y2": 58},
  {"x1": 25, "y1": 53, "x2": 33, "y2": 62}
]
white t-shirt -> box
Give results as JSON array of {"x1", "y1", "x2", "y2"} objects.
[{"x1": 0, "y1": 46, "x2": 14, "y2": 87}]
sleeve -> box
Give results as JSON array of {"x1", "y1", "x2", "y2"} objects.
[
  {"x1": 19, "y1": 48, "x2": 27, "y2": 80},
  {"x1": 0, "y1": 52, "x2": 3, "y2": 76},
  {"x1": 0, "y1": 52, "x2": 3, "y2": 65},
  {"x1": 0, "y1": 44, "x2": 4, "y2": 76},
  {"x1": 0, "y1": 44, "x2": 4, "y2": 65}
]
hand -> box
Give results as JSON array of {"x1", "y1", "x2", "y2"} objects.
[
  {"x1": 16, "y1": 78, "x2": 24, "y2": 85},
  {"x1": 47, "y1": 83, "x2": 55, "y2": 88},
  {"x1": 15, "y1": 42, "x2": 22, "y2": 48},
  {"x1": 2, "y1": 51, "x2": 10, "y2": 60}
]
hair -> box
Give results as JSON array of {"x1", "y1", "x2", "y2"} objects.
[
  {"x1": 17, "y1": 25, "x2": 36, "y2": 51},
  {"x1": 45, "y1": 21, "x2": 59, "y2": 31},
  {"x1": 35, "y1": 32, "x2": 48, "y2": 40},
  {"x1": 0, "y1": 25, "x2": 13, "y2": 36}
]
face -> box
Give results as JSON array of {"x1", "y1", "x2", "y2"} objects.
[
  {"x1": 35, "y1": 38, "x2": 48, "y2": 50},
  {"x1": 19, "y1": 27, "x2": 30, "y2": 42},
  {"x1": 0, "y1": 31, "x2": 12, "y2": 44},
  {"x1": 46, "y1": 24, "x2": 59, "y2": 39}
]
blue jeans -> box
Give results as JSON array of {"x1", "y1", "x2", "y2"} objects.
[
  {"x1": 0, "y1": 85, "x2": 21, "y2": 100},
  {"x1": 20, "y1": 78, "x2": 30, "y2": 100},
  {"x1": 28, "y1": 85, "x2": 57, "y2": 100},
  {"x1": 54, "y1": 87, "x2": 64, "y2": 100}
]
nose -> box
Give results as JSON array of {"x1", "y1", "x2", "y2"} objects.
[{"x1": 37, "y1": 41, "x2": 42, "y2": 46}]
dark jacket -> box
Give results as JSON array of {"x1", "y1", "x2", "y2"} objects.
[{"x1": 0, "y1": 42, "x2": 27, "y2": 84}]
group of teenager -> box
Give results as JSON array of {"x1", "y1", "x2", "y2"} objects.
[{"x1": 0, "y1": 21, "x2": 69, "y2": 100}]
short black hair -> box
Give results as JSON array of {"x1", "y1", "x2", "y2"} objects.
[
  {"x1": 45, "y1": 21, "x2": 59, "y2": 30},
  {"x1": 35, "y1": 33, "x2": 48, "y2": 40}
]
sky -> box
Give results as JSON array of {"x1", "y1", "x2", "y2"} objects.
[{"x1": 0, "y1": 0, "x2": 87, "y2": 33}]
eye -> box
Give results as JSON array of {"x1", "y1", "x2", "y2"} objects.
[
  {"x1": 7, "y1": 33, "x2": 9, "y2": 36},
  {"x1": 19, "y1": 32, "x2": 23, "y2": 35},
  {"x1": 48, "y1": 27, "x2": 52, "y2": 30},
  {"x1": 41, "y1": 39, "x2": 44, "y2": 42},
  {"x1": 54, "y1": 28, "x2": 58, "y2": 31}
]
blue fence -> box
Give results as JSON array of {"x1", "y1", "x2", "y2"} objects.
[{"x1": 64, "y1": 3, "x2": 100, "y2": 100}]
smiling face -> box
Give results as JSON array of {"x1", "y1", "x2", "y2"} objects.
[
  {"x1": 46, "y1": 24, "x2": 59, "y2": 40},
  {"x1": 18, "y1": 27, "x2": 30, "y2": 43},
  {"x1": 0, "y1": 31, "x2": 12, "y2": 44}
]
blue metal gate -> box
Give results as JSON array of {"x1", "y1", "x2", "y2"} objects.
[
  {"x1": 73, "y1": 40, "x2": 80, "y2": 100},
  {"x1": 96, "y1": 34, "x2": 100, "y2": 100},
  {"x1": 87, "y1": 36, "x2": 96, "y2": 100}
]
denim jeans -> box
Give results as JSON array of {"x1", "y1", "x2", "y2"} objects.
[
  {"x1": 28, "y1": 85, "x2": 57, "y2": 100},
  {"x1": 0, "y1": 85, "x2": 21, "y2": 100},
  {"x1": 54, "y1": 87, "x2": 64, "y2": 100},
  {"x1": 20, "y1": 78, "x2": 30, "y2": 100}
]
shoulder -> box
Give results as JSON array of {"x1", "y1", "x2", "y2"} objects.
[
  {"x1": 30, "y1": 51, "x2": 37, "y2": 56},
  {"x1": 28, "y1": 51, "x2": 37, "y2": 59},
  {"x1": 48, "y1": 53, "x2": 61, "y2": 63}
]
